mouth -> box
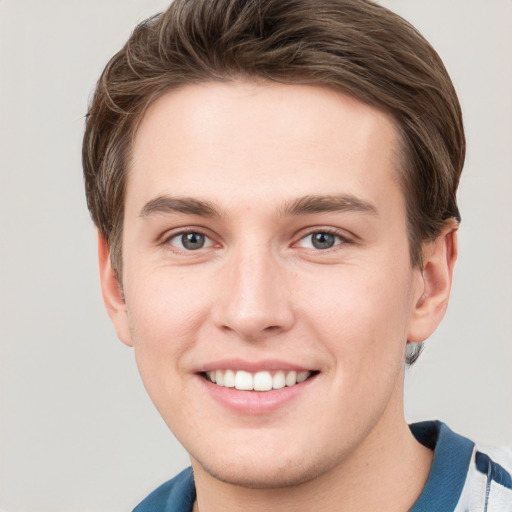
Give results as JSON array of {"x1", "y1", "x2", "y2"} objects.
[{"x1": 202, "y1": 369, "x2": 319, "y2": 392}]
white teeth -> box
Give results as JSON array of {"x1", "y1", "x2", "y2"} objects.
[
  {"x1": 285, "y1": 370, "x2": 297, "y2": 387},
  {"x1": 253, "y1": 371, "x2": 273, "y2": 391},
  {"x1": 272, "y1": 370, "x2": 286, "y2": 390},
  {"x1": 223, "y1": 369, "x2": 235, "y2": 388},
  {"x1": 206, "y1": 369, "x2": 313, "y2": 391},
  {"x1": 235, "y1": 370, "x2": 253, "y2": 390},
  {"x1": 296, "y1": 371, "x2": 310, "y2": 383}
]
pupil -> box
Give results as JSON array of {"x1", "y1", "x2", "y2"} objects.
[
  {"x1": 182, "y1": 233, "x2": 205, "y2": 250},
  {"x1": 312, "y1": 232, "x2": 335, "y2": 249}
]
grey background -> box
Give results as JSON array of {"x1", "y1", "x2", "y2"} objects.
[{"x1": 0, "y1": 1, "x2": 510, "y2": 511}]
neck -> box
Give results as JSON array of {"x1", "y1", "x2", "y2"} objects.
[{"x1": 191, "y1": 398, "x2": 433, "y2": 512}]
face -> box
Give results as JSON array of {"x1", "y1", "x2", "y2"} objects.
[{"x1": 109, "y1": 81, "x2": 429, "y2": 487}]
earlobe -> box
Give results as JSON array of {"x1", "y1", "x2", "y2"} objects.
[
  {"x1": 408, "y1": 221, "x2": 458, "y2": 343},
  {"x1": 97, "y1": 231, "x2": 133, "y2": 347}
]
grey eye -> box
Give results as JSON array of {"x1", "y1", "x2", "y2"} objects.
[
  {"x1": 169, "y1": 232, "x2": 212, "y2": 251},
  {"x1": 181, "y1": 232, "x2": 205, "y2": 250},
  {"x1": 310, "y1": 232, "x2": 336, "y2": 249},
  {"x1": 296, "y1": 231, "x2": 344, "y2": 250}
]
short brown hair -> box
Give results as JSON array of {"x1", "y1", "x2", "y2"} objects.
[{"x1": 83, "y1": 0, "x2": 465, "y2": 364}]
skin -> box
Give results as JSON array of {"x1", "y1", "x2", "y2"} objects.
[{"x1": 99, "y1": 81, "x2": 458, "y2": 511}]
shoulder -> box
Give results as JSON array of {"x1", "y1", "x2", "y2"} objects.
[
  {"x1": 462, "y1": 443, "x2": 512, "y2": 511},
  {"x1": 410, "y1": 421, "x2": 512, "y2": 512},
  {"x1": 132, "y1": 467, "x2": 196, "y2": 512}
]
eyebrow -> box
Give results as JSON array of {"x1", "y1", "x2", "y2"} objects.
[
  {"x1": 140, "y1": 196, "x2": 219, "y2": 218},
  {"x1": 139, "y1": 193, "x2": 378, "y2": 219},
  {"x1": 281, "y1": 194, "x2": 378, "y2": 217}
]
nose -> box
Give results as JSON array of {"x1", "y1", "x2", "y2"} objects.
[{"x1": 212, "y1": 244, "x2": 296, "y2": 341}]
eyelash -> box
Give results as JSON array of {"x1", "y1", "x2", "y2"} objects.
[
  {"x1": 162, "y1": 227, "x2": 352, "y2": 253},
  {"x1": 294, "y1": 228, "x2": 350, "y2": 250},
  {"x1": 163, "y1": 229, "x2": 216, "y2": 252}
]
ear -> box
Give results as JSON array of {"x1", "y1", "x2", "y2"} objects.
[
  {"x1": 97, "y1": 231, "x2": 133, "y2": 347},
  {"x1": 408, "y1": 220, "x2": 458, "y2": 343}
]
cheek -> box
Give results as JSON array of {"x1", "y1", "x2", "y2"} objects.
[
  {"x1": 124, "y1": 272, "x2": 210, "y2": 427},
  {"x1": 126, "y1": 269, "x2": 207, "y2": 340},
  {"x1": 299, "y1": 264, "x2": 413, "y2": 369},
  {"x1": 123, "y1": 270, "x2": 211, "y2": 395}
]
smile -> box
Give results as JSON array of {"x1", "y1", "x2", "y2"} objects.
[{"x1": 204, "y1": 369, "x2": 315, "y2": 391}]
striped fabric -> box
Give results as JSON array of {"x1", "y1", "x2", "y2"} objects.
[
  {"x1": 456, "y1": 445, "x2": 512, "y2": 511},
  {"x1": 410, "y1": 421, "x2": 512, "y2": 512}
]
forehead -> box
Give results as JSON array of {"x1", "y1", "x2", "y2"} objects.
[{"x1": 128, "y1": 81, "x2": 403, "y2": 218}]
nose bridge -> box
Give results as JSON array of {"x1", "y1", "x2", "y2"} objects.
[{"x1": 214, "y1": 240, "x2": 294, "y2": 339}]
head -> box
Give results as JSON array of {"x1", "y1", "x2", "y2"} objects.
[
  {"x1": 83, "y1": 0, "x2": 464, "y2": 366},
  {"x1": 83, "y1": 0, "x2": 464, "y2": 491}
]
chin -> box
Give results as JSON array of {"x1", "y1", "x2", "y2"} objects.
[{"x1": 191, "y1": 447, "x2": 339, "y2": 490}]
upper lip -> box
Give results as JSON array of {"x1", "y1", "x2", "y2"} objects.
[{"x1": 196, "y1": 358, "x2": 316, "y2": 373}]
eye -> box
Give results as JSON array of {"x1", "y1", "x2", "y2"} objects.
[
  {"x1": 168, "y1": 231, "x2": 214, "y2": 251},
  {"x1": 297, "y1": 231, "x2": 344, "y2": 250}
]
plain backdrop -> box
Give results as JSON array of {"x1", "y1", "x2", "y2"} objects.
[{"x1": 0, "y1": 1, "x2": 511, "y2": 511}]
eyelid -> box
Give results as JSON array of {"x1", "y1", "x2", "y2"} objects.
[
  {"x1": 158, "y1": 225, "x2": 354, "y2": 252},
  {"x1": 161, "y1": 227, "x2": 220, "y2": 251},
  {"x1": 293, "y1": 227, "x2": 353, "y2": 249}
]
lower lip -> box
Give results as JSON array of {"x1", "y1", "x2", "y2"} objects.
[{"x1": 197, "y1": 374, "x2": 317, "y2": 415}]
